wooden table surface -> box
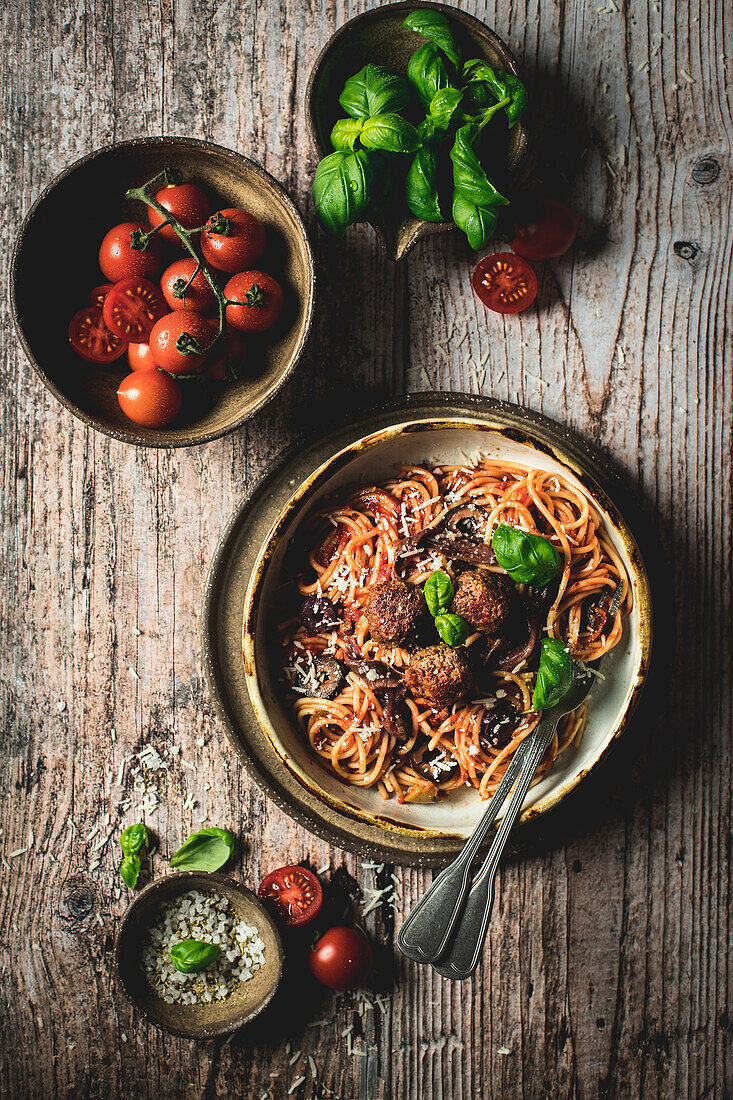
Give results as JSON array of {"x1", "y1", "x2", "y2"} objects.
[{"x1": 2, "y1": 0, "x2": 731, "y2": 1097}]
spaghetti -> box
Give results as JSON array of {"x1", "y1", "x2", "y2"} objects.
[{"x1": 278, "y1": 459, "x2": 631, "y2": 804}]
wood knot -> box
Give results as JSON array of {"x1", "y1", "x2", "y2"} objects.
[
  {"x1": 673, "y1": 241, "x2": 698, "y2": 261},
  {"x1": 63, "y1": 884, "x2": 95, "y2": 920},
  {"x1": 692, "y1": 156, "x2": 720, "y2": 185}
]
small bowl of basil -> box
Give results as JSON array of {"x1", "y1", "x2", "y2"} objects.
[
  {"x1": 115, "y1": 871, "x2": 284, "y2": 1038},
  {"x1": 305, "y1": 1, "x2": 529, "y2": 259}
]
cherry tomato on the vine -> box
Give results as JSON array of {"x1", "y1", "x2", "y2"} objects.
[
  {"x1": 225, "y1": 271, "x2": 283, "y2": 333},
  {"x1": 160, "y1": 258, "x2": 219, "y2": 315},
  {"x1": 472, "y1": 252, "x2": 537, "y2": 314},
  {"x1": 147, "y1": 183, "x2": 210, "y2": 244},
  {"x1": 127, "y1": 342, "x2": 157, "y2": 371},
  {"x1": 205, "y1": 317, "x2": 247, "y2": 379},
  {"x1": 511, "y1": 199, "x2": 578, "y2": 261},
  {"x1": 200, "y1": 208, "x2": 266, "y2": 273},
  {"x1": 68, "y1": 306, "x2": 127, "y2": 363},
  {"x1": 87, "y1": 284, "x2": 114, "y2": 309},
  {"x1": 99, "y1": 222, "x2": 163, "y2": 283},
  {"x1": 308, "y1": 926, "x2": 372, "y2": 991},
  {"x1": 148, "y1": 309, "x2": 214, "y2": 374},
  {"x1": 103, "y1": 276, "x2": 167, "y2": 343},
  {"x1": 117, "y1": 369, "x2": 182, "y2": 428},
  {"x1": 257, "y1": 865, "x2": 323, "y2": 928}
]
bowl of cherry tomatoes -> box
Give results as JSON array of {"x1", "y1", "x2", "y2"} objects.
[{"x1": 11, "y1": 137, "x2": 315, "y2": 446}]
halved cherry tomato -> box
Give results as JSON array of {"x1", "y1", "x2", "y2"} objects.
[
  {"x1": 98, "y1": 222, "x2": 163, "y2": 283},
  {"x1": 161, "y1": 258, "x2": 219, "y2": 315},
  {"x1": 225, "y1": 271, "x2": 283, "y2": 333},
  {"x1": 68, "y1": 306, "x2": 127, "y2": 363},
  {"x1": 511, "y1": 199, "x2": 578, "y2": 261},
  {"x1": 309, "y1": 926, "x2": 372, "y2": 991},
  {"x1": 117, "y1": 370, "x2": 182, "y2": 428},
  {"x1": 127, "y1": 342, "x2": 157, "y2": 371},
  {"x1": 148, "y1": 309, "x2": 214, "y2": 374},
  {"x1": 103, "y1": 276, "x2": 167, "y2": 343},
  {"x1": 257, "y1": 865, "x2": 323, "y2": 928},
  {"x1": 472, "y1": 252, "x2": 537, "y2": 314},
  {"x1": 87, "y1": 284, "x2": 114, "y2": 308},
  {"x1": 201, "y1": 208, "x2": 266, "y2": 273},
  {"x1": 147, "y1": 183, "x2": 210, "y2": 244}
]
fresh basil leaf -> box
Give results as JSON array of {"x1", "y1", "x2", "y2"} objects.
[
  {"x1": 360, "y1": 113, "x2": 421, "y2": 153},
  {"x1": 169, "y1": 827, "x2": 235, "y2": 872},
  {"x1": 452, "y1": 193, "x2": 498, "y2": 250},
  {"x1": 430, "y1": 87, "x2": 463, "y2": 130},
  {"x1": 417, "y1": 116, "x2": 437, "y2": 143},
  {"x1": 313, "y1": 150, "x2": 373, "y2": 236},
  {"x1": 435, "y1": 612, "x2": 471, "y2": 647},
  {"x1": 491, "y1": 523, "x2": 562, "y2": 586},
  {"x1": 501, "y1": 73, "x2": 528, "y2": 127},
  {"x1": 120, "y1": 822, "x2": 147, "y2": 857},
  {"x1": 424, "y1": 570, "x2": 454, "y2": 616},
  {"x1": 450, "y1": 124, "x2": 509, "y2": 211},
  {"x1": 407, "y1": 41, "x2": 450, "y2": 109},
  {"x1": 331, "y1": 118, "x2": 364, "y2": 151},
  {"x1": 532, "y1": 638, "x2": 573, "y2": 711},
  {"x1": 339, "y1": 64, "x2": 410, "y2": 119},
  {"x1": 406, "y1": 146, "x2": 444, "y2": 221},
  {"x1": 120, "y1": 853, "x2": 141, "y2": 890},
  {"x1": 462, "y1": 60, "x2": 527, "y2": 127},
  {"x1": 403, "y1": 10, "x2": 461, "y2": 69},
  {"x1": 169, "y1": 939, "x2": 221, "y2": 974}
]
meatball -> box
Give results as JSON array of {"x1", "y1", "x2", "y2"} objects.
[
  {"x1": 364, "y1": 578, "x2": 426, "y2": 645},
  {"x1": 404, "y1": 643, "x2": 474, "y2": 707},
  {"x1": 451, "y1": 569, "x2": 513, "y2": 635}
]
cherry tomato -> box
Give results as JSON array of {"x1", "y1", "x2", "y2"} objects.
[
  {"x1": 257, "y1": 866, "x2": 323, "y2": 928},
  {"x1": 309, "y1": 927, "x2": 372, "y2": 991},
  {"x1": 102, "y1": 276, "x2": 167, "y2": 343},
  {"x1": 148, "y1": 309, "x2": 214, "y2": 374},
  {"x1": 127, "y1": 342, "x2": 157, "y2": 371},
  {"x1": 472, "y1": 252, "x2": 537, "y2": 314},
  {"x1": 87, "y1": 283, "x2": 114, "y2": 308},
  {"x1": 205, "y1": 317, "x2": 248, "y2": 379},
  {"x1": 68, "y1": 306, "x2": 127, "y2": 363},
  {"x1": 147, "y1": 183, "x2": 210, "y2": 244},
  {"x1": 200, "y1": 208, "x2": 266, "y2": 273},
  {"x1": 117, "y1": 369, "x2": 182, "y2": 428},
  {"x1": 160, "y1": 258, "x2": 219, "y2": 315},
  {"x1": 99, "y1": 222, "x2": 163, "y2": 283},
  {"x1": 225, "y1": 271, "x2": 283, "y2": 333},
  {"x1": 511, "y1": 199, "x2": 578, "y2": 261}
]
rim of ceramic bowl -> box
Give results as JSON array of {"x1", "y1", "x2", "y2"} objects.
[{"x1": 10, "y1": 136, "x2": 316, "y2": 448}]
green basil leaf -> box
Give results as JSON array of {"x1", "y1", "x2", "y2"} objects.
[
  {"x1": 406, "y1": 146, "x2": 444, "y2": 221},
  {"x1": 424, "y1": 570, "x2": 454, "y2": 616},
  {"x1": 435, "y1": 612, "x2": 471, "y2": 647},
  {"x1": 120, "y1": 853, "x2": 141, "y2": 890},
  {"x1": 339, "y1": 64, "x2": 410, "y2": 119},
  {"x1": 120, "y1": 822, "x2": 147, "y2": 857},
  {"x1": 429, "y1": 87, "x2": 463, "y2": 130},
  {"x1": 417, "y1": 116, "x2": 437, "y2": 143},
  {"x1": 312, "y1": 150, "x2": 373, "y2": 236},
  {"x1": 407, "y1": 41, "x2": 450, "y2": 109},
  {"x1": 169, "y1": 827, "x2": 235, "y2": 872},
  {"x1": 452, "y1": 193, "x2": 497, "y2": 250},
  {"x1": 501, "y1": 73, "x2": 528, "y2": 127},
  {"x1": 450, "y1": 124, "x2": 509, "y2": 211},
  {"x1": 532, "y1": 638, "x2": 573, "y2": 711},
  {"x1": 491, "y1": 523, "x2": 562, "y2": 586},
  {"x1": 169, "y1": 939, "x2": 221, "y2": 974},
  {"x1": 403, "y1": 10, "x2": 461, "y2": 68},
  {"x1": 360, "y1": 113, "x2": 421, "y2": 153},
  {"x1": 461, "y1": 60, "x2": 527, "y2": 128},
  {"x1": 331, "y1": 118, "x2": 364, "y2": 151}
]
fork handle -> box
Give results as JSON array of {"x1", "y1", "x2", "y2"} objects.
[
  {"x1": 431, "y1": 720, "x2": 556, "y2": 980},
  {"x1": 396, "y1": 737, "x2": 533, "y2": 964}
]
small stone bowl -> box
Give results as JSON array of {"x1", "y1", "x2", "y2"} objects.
[{"x1": 115, "y1": 871, "x2": 284, "y2": 1039}]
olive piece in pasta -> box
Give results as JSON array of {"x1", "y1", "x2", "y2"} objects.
[{"x1": 299, "y1": 595, "x2": 341, "y2": 633}]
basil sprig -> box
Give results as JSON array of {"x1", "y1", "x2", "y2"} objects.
[
  {"x1": 449, "y1": 123, "x2": 509, "y2": 248},
  {"x1": 119, "y1": 822, "x2": 148, "y2": 890},
  {"x1": 532, "y1": 639, "x2": 573, "y2": 711},
  {"x1": 435, "y1": 612, "x2": 470, "y2": 647},
  {"x1": 406, "y1": 145, "x2": 443, "y2": 222},
  {"x1": 491, "y1": 524, "x2": 562, "y2": 587},
  {"x1": 424, "y1": 570, "x2": 471, "y2": 647},
  {"x1": 462, "y1": 60, "x2": 528, "y2": 128},
  {"x1": 312, "y1": 150, "x2": 373, "y2": 237},
  {"x1": 402, "y1": 10, "x2": 461, "y2": 69},
  {"x1": 169, "y1": 827, "x2": 235, "y2": 872},
  {"x1": 360, "y1": 114, "x2": 421, "y2": 153},
  {"x1": 339, "y1": 64, "x2": 410, "y2": 119},
  {"x1": 169, "y1": 939, "x2": 221, "y2": 974}
]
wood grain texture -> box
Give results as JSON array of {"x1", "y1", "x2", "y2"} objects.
[{"x1": 1, "y1": 0, "x2": 731, "y2": 1097}]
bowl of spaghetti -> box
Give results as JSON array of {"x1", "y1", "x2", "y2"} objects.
[{"x1": 240, "y1": 413, "x2": 651, "y2": 843}]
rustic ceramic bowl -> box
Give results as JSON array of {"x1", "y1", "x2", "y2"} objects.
[
  {"x1": 11, "y1": 137, "x2": 315, "y2": 447},
  {"x1": 115, "y1": 871, "x2": 283, "y2": 1038},
  {"x1": 203, "y1": 395, "x2": 652, "y2": 866},
  {"x1": 305, "y1": 1, "x2": 529, "y2": 260}
]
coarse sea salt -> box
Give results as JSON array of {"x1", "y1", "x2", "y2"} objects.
[{"x1": 141, "y1": 889, "x2": 266, "y2": 1006}]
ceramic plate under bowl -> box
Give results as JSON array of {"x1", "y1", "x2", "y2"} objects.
[{"x1": 203, "y1": 394, "x2": 652, "y2": 865}]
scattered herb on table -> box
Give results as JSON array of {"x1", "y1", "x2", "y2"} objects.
[
  {"x1": 169, "y1": 827, "x2": 235, "y2": 872},
  {"x1": 424, "y1": 569, "x2": 471, "y2": 646},
  {"x1": 118, "y1": 822, "x2": 148, "y2": 890}
]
